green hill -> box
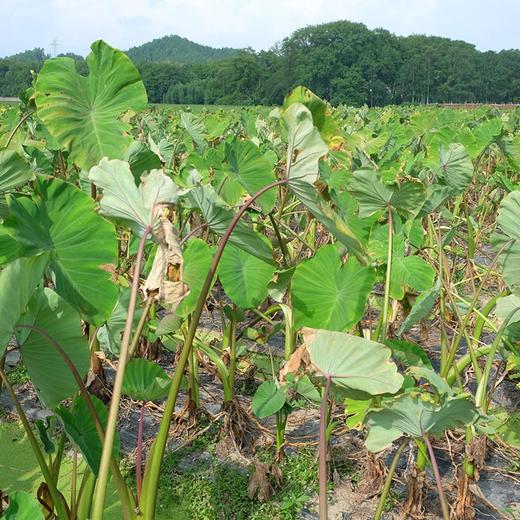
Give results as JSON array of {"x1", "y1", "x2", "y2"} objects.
[{"x1": 126, "y1": 34, "x2": 239, "y2": 64}]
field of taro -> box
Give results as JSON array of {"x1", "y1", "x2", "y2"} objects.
[{"x1": 0, "y1": 41, "x2": 519, "y2": 520}]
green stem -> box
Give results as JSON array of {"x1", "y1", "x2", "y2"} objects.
[
  {"x1": 475, "y1": 307, "x2": 520, "y2": 410},
  {"x1": 141, "y1": 180, "x2": 288, "y2": 520},
  {"x1": 374, "y1": 440, "x2": 407, "y2": 520},
  {"x1": 441, "y1": 241, "x2": 507, "y2": 379},
  {"x1": 227, "y1": 306, "x2": 238, "y2": 395},
  {"x1": 92, "y1": 227, "x2": 151, "y2": 520},
  {"x1": 15, "y1": 324, "x2": 136, "y2": 518},
  {"x1": 269, "y1": 213, "x2": 290, "y2": 268},
  {"x1": 423, "y1": 434, "x2": 450, "y2": 520},
  {"x1": 5, "y1": 110, "x2": 34, "y2": 147},
  {"x1": 318, "y1": 376, "x2": 332, "y2": 520},
  {"x1": 380, "y1": 207, "x2": 394, "y2": 341},
  {"x1": 128, "y1": 297, "x2": 154, "y2": 359},
  {"x1": 0, "y1": 367, "x2": 70, "y2": 519},
  {"x1": 446, "y1": 345, "x2": 491, "y2": 386}
]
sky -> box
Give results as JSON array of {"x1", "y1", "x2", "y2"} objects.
[{"x1": 0, "y1": 0, "x2": 519, "y2": 58}]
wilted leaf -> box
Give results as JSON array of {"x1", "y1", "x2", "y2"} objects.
[{"x1": 143, "y1": 212, "x2": 188, "y2": 311}]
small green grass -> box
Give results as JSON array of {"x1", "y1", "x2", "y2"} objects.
[
  {"x1": 6, "y1": 364, "x2": 30, "y2": 385},
  {"x1": 151, "y1": 442, "x2": 318, "y2": 520}
]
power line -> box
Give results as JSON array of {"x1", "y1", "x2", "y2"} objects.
[{"x1": 50, "y1": 38, "x2": 59, "y2": 57}]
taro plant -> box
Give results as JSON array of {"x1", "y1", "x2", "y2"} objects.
[{"x1": 1, "y1": 40, "x2": 519, "y2": 520}]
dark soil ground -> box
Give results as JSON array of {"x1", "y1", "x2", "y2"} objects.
[{"x1": 1, "y1": 309, "x2": 519, "y2": 519}]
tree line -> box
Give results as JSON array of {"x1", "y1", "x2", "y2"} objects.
[{"x1": 2, "y1": 21, "x2": 520, "y2": 106}]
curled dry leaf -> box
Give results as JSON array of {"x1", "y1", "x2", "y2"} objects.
[
  {"x1": 279, "y1": 345, "x2": 311, "y2": 382},
  {"x1": 247, "y1": 461, "x2": 283, "y2": 502},
  {"x1": 143, "y1": 207, "x2": 189, "y2": 311},
  {"x1": 247, "y1": 461, "x2": 272, "y2": 502}
]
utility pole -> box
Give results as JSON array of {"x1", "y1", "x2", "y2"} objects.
[{"x1": 50, "y1": 38, "x2": 59, "y2": 57}]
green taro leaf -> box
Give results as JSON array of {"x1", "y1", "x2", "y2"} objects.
[
  {"x1": 364, "y1": 393, "x2": 479, "y2": 452},
  {"x1": 282, "y1": 86, "x2": 342, "y2": 145},
  {"x1": 349, "y1": 169, "x2": 426, "y2": 218},
  {"x1": 17, "y1": 288, "x2": 89, "y2": 408},
  {"x1": 283, "y1": 102, "x2": 328, "y2": 184},
  {"x1": 188, "y1": 183, "x2": 273, "y2": 262},
  {"x1": 4, "y1": 177, "x2": 118, "y2": 325},
  {"x1": 0, "y1": 149, "x2": 33, "y2": 192},
  {"x1": 385, "y1": 339, "x2": 432, "y2": 369},
  {"x1": 225, "y1": 139, "x2": 277, "y2": 213},
  {"x1": 89, "y1": 158, "x2": 178, "y2": 236},
  {"x1": 34, "y1": 40, "x2": 147, "y2": 170},
  {"x1": 390, "y1": 255, "x2": 435, "y2": 300},
  {"x1": 0, "y1": 254, "x2": 48, "y2": 355},
  {"x1": 56, "y1": 394, "x2": 120, "y2": 476},
  {"x1": 289, "y1": 179, "x2": 367, "y2": 263},
  {"x1": 398, "y1": 278, "x2": 441, "y2": 336},
  {"x1": 291, "y1": 245, "x2": 375, "y2": 331},
  {"x1": 218, "y1": 243, "x2": 275, "y2": 309},
  {"x1": 4, "y1": 491, "x2": 44, "y2": 520},
  {"x1": 252, "y1": 380, "x2": 287, "y2": 418},
  {"x1": 492, "y1": 191, "x2": 520, "y2": 290},
  {"x1": 97, "y1": 287, "x2": 143, "y2": 355},
  {"x1": 345, "y1": 398, "x2": 372, "y2": 430},
  {"x1": 495, "y1": 293, "x2": 520, "y2": 324},
  {"x1": 126, "y1": 141, "x2": 162, "y2": 182},
  {"x1": 438, "y1": 143, "x2": 474, "y2": 193},
  {"x1": 176, "y1": 238, "x2": 213, "y2": 318},
  {"x1": 308, "y1": 329, "x2": 403, "y2": 394},
  {"x1": 122, "y1": 359, "x2": 170, "y2": 401},
  {"x1": 180, "y1": 112, "x2": 207, "y2": 150}
]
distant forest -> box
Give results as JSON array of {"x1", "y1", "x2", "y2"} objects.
[{"x1": 2, "y1": 20, "x2": 520, "y2": 106}]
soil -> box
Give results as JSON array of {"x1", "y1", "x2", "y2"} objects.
[{"x1": 1, "y1": 314, "x2": 519, "y2": 519}]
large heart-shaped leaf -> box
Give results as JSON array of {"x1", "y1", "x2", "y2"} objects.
[
  {"x1": 122, "y1": 359, "x2": 170, "y2": 401},
  {"x1": 34, "y1": 40, "x2": 147, "y2": 170},
  {"x1": 364, "y1": 393, "x2": 479, "y2": 452},
  {"x1": 176, "y1": 238, "x2": 213, "y2": 318},
  {"x1": 438, "y1": 143, "x2": 474, "y2": 193},
  {"x1": 4, "y1": 177, "x2": 118, "y2": 325},
  {"x1": 390, "y1": 255, "x2": 435, "y2": 300},
  {"x1": 56, "y1": 394, "x2": 120, "y2": 476},
  {"x1": 0, "y1": 149, "x2": 33, "y2": 192},
  {"x1": 17, "y1": 288, "x2": 90, "y2": 408},
  {"x1": 349, "y1": 169, "x2": 426, "y2": 218},
  {"x1": 283, "y1": 102, "x2": 328, "y2": 184},
  {"x1": 307, "y1": 329, "x2": 403, "y2": 394},
  {"x1": 180, "y1": 112, "x2": 207, "y2": 150},
  {"x1": 282, "y1": 86, "x2": 342, "y2": 146},
  {"x1": 492, "y1": 191, "x2": 520, "y2": 290},
  {"x1": 252, "y1": 380, "x2": 287, "y2": 419},
  {"x1": 89, "y1": 158, "x2": 178, "y2": 236},
  {"x1": 0, "y1": 254, "x2": 48, "y2": 355},
  {"x1": 225, "y1": 139, "x2": 277, "y2": 213},
  {"x1": 291, "y1": 245, "x2": 375, "y2": 331},
  {"x1": 218, "y1": 243, "x2": 275, "y2": 309}
]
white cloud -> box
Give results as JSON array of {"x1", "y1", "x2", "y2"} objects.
[{"x1": 0, "y1": 0, "x2": 517, "y2": 57}]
